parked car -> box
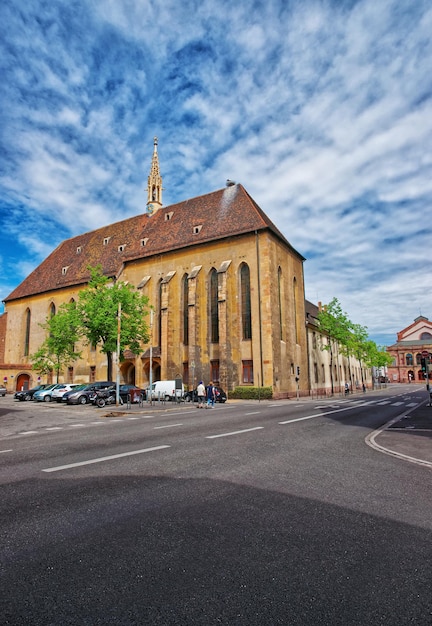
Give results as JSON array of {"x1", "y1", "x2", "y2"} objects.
[
  {"x1": 33, "y1": 383, "x2": 63, "y2": 402},
  {"x1": 0, "y1": 385, "x2": 6, "y2": 397},
  {"x1": 51, "y1": 383, "x2": 81, "y2": 403},
  {"x1": 62, "y1": 382, "x2": 115, "y2": 405},
  {"x1": 184, "y1": 386, "x2": 227, "y2": 403},
  {"x1": 14, "y1": 384, "x2": 48, "y2": 401}
]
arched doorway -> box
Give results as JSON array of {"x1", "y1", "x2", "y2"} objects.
[{"x1": 16, "y1": 373, "x2": 31, "y2": 392}]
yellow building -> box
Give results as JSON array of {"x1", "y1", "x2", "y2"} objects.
[{"x1": 0, "y1": 139, "x2": 308, "y2": 398}]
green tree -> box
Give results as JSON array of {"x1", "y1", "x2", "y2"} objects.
[
  {"x1": 317, "y1": 297, "x2": 352, "y2": 395},
  {"x1": 76, "y1": 266, "x2": 150, "y2": 380},
  {"x1": 347, "y1": 322, "x2": 369, "y2": 387},
  {"x1": 363, "y1": 341, "x2": 393, "y2": 387},
  {"x1": 30, "y1": 303, "x2": 81, "y2": 382}
]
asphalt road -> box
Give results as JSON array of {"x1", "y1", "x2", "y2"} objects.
[{"x1": 1, "y1": 386, "x2": 431, "y2": 625}]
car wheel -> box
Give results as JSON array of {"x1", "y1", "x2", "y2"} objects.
[
  {"x1": 44, "y1": 395, "x2": 51, "y2": 402},
  {"x1": 79, "y1": 395, "x2": 88, "y2": 405},
  {"x1": 165, "y1": 395, "x2": 171, "y2": 402},
  {"x1": 24, "y1": 394, "x2": 31, "y2": 401},
  {"x1": 184, "y1": 394, "x2": 191, "y2": 402}
]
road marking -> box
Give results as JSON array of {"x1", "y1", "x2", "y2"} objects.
[
  {"x1": 245, "y1": 411, "x2": 261, "y2": 415},
  {"x1": 69, "y1": 424, "x2": 86, "y2": 428},
  {"x1": 0, "y1": 449, "x2": 13, "y2": 454},
  {"x1": 154, "y1": 423, "x2": 183, "y2": 429},
  {"x1": 46, "y1": 427, "x2": 63, "y2": 431},
  {"x1": 206, "y1": 427, "x2": 264, "y2": 439},
  {"x1": 42, "y1": 445, "x2": 170, "y2": 473},
  {"x1": 21, "y1": 431, "x2": 38, "y2": 435},
  {"x1": 391, "y1": 402, "x2": 403, "y2": 406}
]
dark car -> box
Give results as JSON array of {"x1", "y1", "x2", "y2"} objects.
[
  {"x1": 63, "y1": 381, "x2": 115, "y2": 405},
  {"x1": 119, "y1": 384, "x2": 146, "y2": 403},
  {"x1": 184, "y1": 386, "x2": 227, "y2": 403},
  {"x1": 14, "y1": 384, "x2": 48, "y2": 401}
]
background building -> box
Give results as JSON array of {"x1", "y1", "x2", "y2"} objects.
[
  {"x1": 386, "y1": 316, "x2": 432, "y2": 383},
  {"x1": 305, "y1": 301, "x2": 372, "y2": 396},
  {"x1": 0, "y1": 140, "x2": 308, "y2": 398}
]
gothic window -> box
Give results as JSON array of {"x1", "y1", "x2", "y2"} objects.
[
  {"x1": 158, "y1": 280, "x2": 163, "y2": 348},
  {"x1": 182, "y1": 274, "x2": 189, "y2": 345},
  {"x1": 293, "y1": 277, "x2": 299, "y2": 344},
  {"x1": 24, "y1": 308, "x2": 31, "y2": 357},
  {"x1": 240, "y1": 263, "x2": 252, "y2": 340},
  {"x1": 278, "y1": 267, "x2": 283, "y2": 340},
  {"x1": 210, "y1": 269, "x2": 219, "y2": 343},
  {"x1": 313, "y1": 363, "x2": 318, "y2": 384},
  {"x1": 49, "y1": 303, "x2": 56, "y2": 317}
]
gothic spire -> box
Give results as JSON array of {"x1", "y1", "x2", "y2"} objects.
[{"x1": 146, "y1": 136, "x2": 163, "y2": 214}]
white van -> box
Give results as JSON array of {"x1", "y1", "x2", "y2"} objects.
[{"x1": 148, "y1": 380, "x2": 184, "y2": 401}]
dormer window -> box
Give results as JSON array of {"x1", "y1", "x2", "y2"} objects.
[
  {"x1": 165, "y1": 211, "x2": 174, "y2": 221},
  {"x1": 76, "y1": 246, "x2": 82, "y2": 254},
  {"x1": 103, "y1": 237, "x2": 111, "y2": 246},
  {"x1": 62, "y1": 266, "x2": 69, "y2": 276},
  {"x1": 193, "y1": 225, "x2": 203, "y2": 234},
  {"x1": 141, "y1": 238, "x2": 149, "y2": 247},
  {"x1": 118, "y1": 244, "x2": 126, "y2": 252}
]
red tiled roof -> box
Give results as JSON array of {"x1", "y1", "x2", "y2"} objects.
[{"x1": 5, "y1": 184, "x2": 304, "y2": 302}]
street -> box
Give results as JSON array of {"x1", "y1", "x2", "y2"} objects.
[{"x1": 1, "y1": 386, "x2": 431, "y2": 625}]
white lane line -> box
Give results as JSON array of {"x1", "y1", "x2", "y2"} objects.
[
  {"x1": 42, "y1": 445, "x2": 170, "y2": 473},
  {"x1": 279, "y1": 401, "x2": 378, "y2": 425},
  {"x1": 406, "y1": 403, "x2": 418, "y2": 407},
  {"x1": 206, "y1": 427, "x2": 264, "y2": 439},
  {"x1": 154, "y1": 423, "x2": 183, "y2": 429},
  {"x1": 46, "y1": 427, "x2": 63, "y2": 431},
  {"x1": 376, "y1": 401, "x2": 391, "y2": 405},
  {"x1": 0, "y1": 449, "x2": 13, "y2": 454},
  {"x1": 245, "y1": 411, "x2": 261, "y2": 415},
  {"x1": 69, "y1": 424, "x2": 87, "y2": 428},
  {"x1": 391, "y1": 402, "x2": 403, "y2": 406},
  {"x1": 21, "y1": 431, "x2": 38, "y2": 435}
]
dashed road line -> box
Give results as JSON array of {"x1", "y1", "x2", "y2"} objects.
[
  {"x1": 42, "y1": 445, "x2": 171, "y2": 473},
  {"x1": 206, "y1": 426, "x2": 264, "y2": 439}
]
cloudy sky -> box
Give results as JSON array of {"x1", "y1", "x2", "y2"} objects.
[{"x1": 1, "y1": 0, "x2": 431, "y2": 346}]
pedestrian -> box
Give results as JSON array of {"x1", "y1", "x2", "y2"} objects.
[
  {"x1": 196, "y1": 381, "x2": 206, "y2": 408},
  {"x1": 344, "y1": 382, "x2": 349, "y2": 395},
  {"x1": 206, "y1": 381, "x2": 215, "y2": 408},
  {"x1": 362, "y1": 382, "x2": 366, "y2": 393}
]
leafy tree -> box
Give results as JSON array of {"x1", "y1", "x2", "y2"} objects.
[
  {"x1": 31, "y1": 303, "x2": 81, "y2": 382},
  {"x1": 76, "y1": 266, "x2": 150, "y2": 380},
  {"x1": 363, "y1": 341, "x2": 393, "y2": 386},
  {"x1": 347, "y1": 322, "x2": 369, "y2": 387},
  {"x1": 317, "y1": 297, "x2": 352, "y2": 394}
]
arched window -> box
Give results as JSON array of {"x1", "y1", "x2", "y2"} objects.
[
  {"x1": 24, "y1": 308, "x2": 31, "y2": 357},
  {"x1": 49, "y1": 302, "x2": 56, "y2": 317},
  {"x1": 278, "y1": 267, "x2": 283, "y2": 340},
  {"x1": 240, "y1": 263, "x2": 252, "y2": 340},
  {"x1": 420, "y1": 332, "x2": 432, "y2": 340},
  {"x1": 416, "y1": 353, "x2": 422, "y2": 365},
  {"x1": 158, "y1": 279, "x2": 163, "y2": 348},
  {"x1": 406, "y1": 353, "x2": 413, "y2": 366},
  {"x1": 293, "y1": 277, "x2": 299, "y2": 344},
  {"x1": 210, "y1": 269, "x2": 219, "y2": 343},
  {"x1": 182, "y1": 274, "x2": 189, "y2": 345}
]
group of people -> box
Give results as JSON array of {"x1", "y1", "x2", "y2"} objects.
[{"x1": 196, "y1": 381, "x2": 217, "y2": 408}]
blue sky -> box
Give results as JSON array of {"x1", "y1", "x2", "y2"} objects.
[{"x1": 1, "y1": 0, "x2": 431, "y2": 346}]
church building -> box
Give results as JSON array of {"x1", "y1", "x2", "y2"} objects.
[{"x1": 0, "y1": 139, "x2": 308, "y2": 398}]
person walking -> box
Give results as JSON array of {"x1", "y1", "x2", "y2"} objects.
[
  {"x1": 206, "y1": 381, "x2": 215, "y2": 408},
  {"x1": 196, "y1": 381, "x2": 206, "y2": 408}
]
